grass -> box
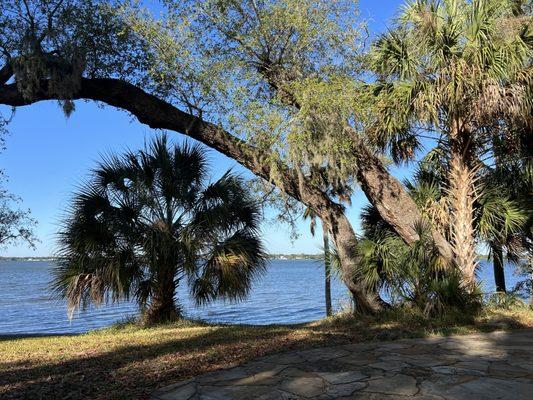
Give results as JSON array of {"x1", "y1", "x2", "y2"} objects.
[{"x1": 1, "y1": 306, "x2": 532, "y2": 400}]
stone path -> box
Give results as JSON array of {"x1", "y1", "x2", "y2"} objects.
[{"x1": 152, "y1": 329, "x2": 533, "y2": 399}]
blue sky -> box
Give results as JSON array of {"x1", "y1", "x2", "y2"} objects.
[{"x1": 0, "y1": 0, "x2": 405, "y2": 257}]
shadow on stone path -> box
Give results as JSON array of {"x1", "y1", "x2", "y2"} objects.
[{"x1": 151, "y1": 329, "x2": 533, "y2": 400}]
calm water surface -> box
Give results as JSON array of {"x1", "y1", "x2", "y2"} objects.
[{"x1": 0, "y1": 259, "x2": 521, "y2": 334}]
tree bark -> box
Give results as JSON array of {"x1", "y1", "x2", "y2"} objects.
[
  {"x1": 491, "y1": 243, "x2": 507, "y2": 293},
  {"x1": 350, "y1": 136, "x2": 454, "y2": 264},
  {"x1": 322, "y1": 223, "x2": 332, "y2": 317},
  {"x1": 322, "y1": 206, "x2": 388, "y2": 314},
  {"x1": 144, "y1": 276, "x2": 179, "y2": 325},
  {"x1": 447, "y1": 123, "x2": 478, "y2": 287}
]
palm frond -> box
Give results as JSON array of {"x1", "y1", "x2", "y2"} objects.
[{"x1": 53, "y1": 135, "x2": 266, "y2": 320}]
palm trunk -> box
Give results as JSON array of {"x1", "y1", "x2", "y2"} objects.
[
  {"x1": 323, "y1": 223, "x2": 332, "y2": 317},
  {"x1": 449, "y1": 128, "x2": 478, "y2": 287},
  {"x1": 145, "y1": 276, "x2": 178, "y2": 325},
  {"x1": 491, "y1": 243, "x2": 506, "y2": 293}
]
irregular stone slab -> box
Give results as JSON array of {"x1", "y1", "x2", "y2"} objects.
[
  {"x1": 488, "y1": 362, "x2": 531, "y2": 379},
  {"x1": 151, "y1": 329, "x2": 533, "y2": 400},
  {"x1": 303, "y1": 358, "x2": 361, "y2": 374},
  {"x1": 323, "y1": 381, "x2": 366, "y2": 397},
  {"x1": 280, "y1": 376, "x2": 326, "y2": 398},
  {"x1": 280, "y1": 367, "x2": 314, "y2": 378},
  {"x1": 345, "y1": 393, "x2": 441, "y2": 399},
  {"x1": 256, "y1": 390, "x2": 302, "y2": 400},
  {"x1": 261, "y1": 353, "x2": 306, "y2": 365},
  {"x1": 431, "y1": 365, "x2": 486, "y2": 376},
  {"x1": 453, "y1": 360, "x2": 490, "y2": 372},
  {"x1": 336, "y1": 353, "x2": 380, "y2": 367},
  {"x1": 512, "y1": 362, "x2": 533, "y2": 373},
  {"x1": 420, "y1": 376, "x2": 533, "y2": 400},
  {"x1": 229, "y1": 372, "x2": 283, "y2": 387},
  {"x1": 399, "y1": 355, "x2": 449, "y2": 368},
  {"x1": 298, "y1": 346, "x2": 351, "y2": 362},
  {"x1": 368, "y1": 360, "x2": 410, "y2": 371},
  {"x1": 316, "y1": 371, "x2": 368, "y2": 385},
  {"x1": 199, "y1": 384, "x2": 274, "y2": 400},
  {"x1": 363, "y1": 374, "x2": 418, "y2": 396},
  {"x1": 157, "y1": 382, "x2": 196, "y2": 400}
]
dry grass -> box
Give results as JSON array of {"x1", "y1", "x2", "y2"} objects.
[{"x1": 1, "y1": 307, "x2": 532, "y2": 400}]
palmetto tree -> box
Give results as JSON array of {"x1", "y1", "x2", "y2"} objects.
[
  {"x1": 409, "y1": 148, "x2": 528, "y2": 293},
  {"x1": 52, "y1": 136, "x2": 266, "y2": 324},
  {"x1": 367, "y1": 0, "x2": 532, "y2": 285},
  {"x1": 358, "y1": 149, "x2": 527, "y2": 302},
  {"x1": 481, "y1": 121, "x2": 533, "y2": 292}
]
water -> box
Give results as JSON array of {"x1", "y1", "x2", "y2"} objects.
[
  {"x1": 0, "y1": 260, "x2": 349, "y2": 334},
  {"x1": 0, "y1": 259, "x2": 523, "y2": 335}
]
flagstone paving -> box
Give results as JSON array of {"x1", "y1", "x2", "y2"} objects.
[{"x1": 151, "y1": 329, "x2": 533, "y2": 399}]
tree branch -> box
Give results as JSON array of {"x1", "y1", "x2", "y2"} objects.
[
  {"x1": 0, "y1": 77, "x2": 343, "y2": 217},
  {"x1": 0, "y1": 62, "x2": 13, "y2": 85}
]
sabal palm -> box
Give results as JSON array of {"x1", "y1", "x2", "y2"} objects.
[
  {"x1": 367, "y1": 0, "x2": 532, "y2": 285},
  {"x1": 52, "y1": 136, "x2": 266, "y2": 324},
  {"x1": 409, "y1": 149, "x2": 528, "y2": 293},
  {"x1": 358, "y1": 151, "x2": 526, "y2": 298}
]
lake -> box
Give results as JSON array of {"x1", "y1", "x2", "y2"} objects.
[{"x1": 0, "y1": 259, "x2": 522, "y2": 335}]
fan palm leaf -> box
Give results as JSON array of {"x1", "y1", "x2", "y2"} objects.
[{"x1": 52, "y1": 135, "x2": 266, "y2": 324}]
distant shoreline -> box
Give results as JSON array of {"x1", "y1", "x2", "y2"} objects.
[
  {"x1": 0, "y1": 253, "x2": 495, "y2": 262},
  {"x1": 0, "y1": 254, "x2": 495, "y2": 262},
  {"x1": 1, "y1": 254, "x2": 324, "y2": 262},
  {"x1": 0, "y1": 257, "x2": 60, "y2": 262}
]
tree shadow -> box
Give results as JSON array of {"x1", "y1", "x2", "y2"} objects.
[
  {"x1": 0, "y1": 324, "x2": 333, "y2": 400},
  {"x1": 2, "y1": 321, "x2": 532, "y2": 400},
  {"x1": 165, "y1": 328, "x2": 533, "y2": 400}
]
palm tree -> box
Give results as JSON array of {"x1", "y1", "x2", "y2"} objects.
[
  {"x1": 355, "y1": 210, "x2": 481, "y2": 316},
  {"x1": 412, "y1": 148, "x2": 528, "y2": 294},
  {"x1": 358, "y1": 148, "x2": 527, "y2": 302},
  {"x1": 367, "y1": 0, "x2": 532, "y2": 286},
  {"x1": 481, "y1": 121, "x2": 533, "y2": 292},
  {"x1": 52, "y1": 135, "x2": 266, "y2": 324}
]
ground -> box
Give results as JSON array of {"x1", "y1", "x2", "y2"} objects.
[
  {"x1": 153, "y1": 329, "x2": 533, "y2": 400},
  {"x1": 1, "y1": 307, "x2": 532, "y2": 400}
]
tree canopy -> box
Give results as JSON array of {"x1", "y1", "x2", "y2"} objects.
[{"x1": 0, "y1": 0, "x2": 531, "y2": 313}]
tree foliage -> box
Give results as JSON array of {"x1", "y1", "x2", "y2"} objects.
[
  {"x1": 366, "y1": 0, "x2": 532, "y2": 283},
  {"x1": 0, "y1": 174, "x2": 37, "y2": 251}
]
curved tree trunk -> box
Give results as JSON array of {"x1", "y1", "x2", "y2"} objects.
[
  {"x1": 323, "y1": 207, "x2": 388, "y2": 314},
  {"x1": 0, "y1": 76, "x2": 455, "y2": 312},
  {"x1": 349, "y1": 132, "x2": 454, "y2": 264}
]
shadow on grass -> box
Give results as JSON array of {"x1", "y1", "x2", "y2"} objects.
[
  {"x1": 1, "y1": 311, "x2": 531, "y2": 400},
  {"x1": 152, "y1": 329, "x2": 533, "y2": 400}
]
